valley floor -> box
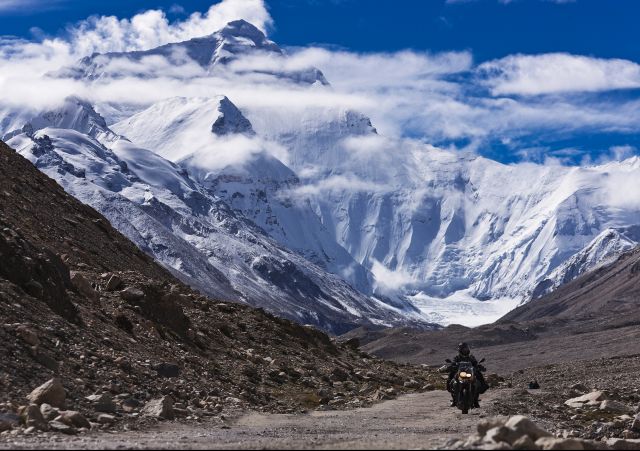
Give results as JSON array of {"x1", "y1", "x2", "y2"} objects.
[{"x1": 1, "y1": 390, "x2": 506, "y2": 450}]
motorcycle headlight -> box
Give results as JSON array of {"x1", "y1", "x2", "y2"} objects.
[{"x1": 459, "y1": 372, "x2": 468, "y2": 378}]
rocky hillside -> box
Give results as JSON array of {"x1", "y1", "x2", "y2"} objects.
[
  {"x1": 0, "y1": 140, "x2": 437, "y2": 438},
  {"x1": 500, "y1": 245, "x2": 640, "y2": 323}
]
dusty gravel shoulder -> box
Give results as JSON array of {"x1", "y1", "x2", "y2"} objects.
[{"x1": 0, "y1": 389, "x2": 509, "y2": 450}]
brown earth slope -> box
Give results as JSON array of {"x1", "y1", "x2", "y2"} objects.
[{"x1": 0, "y1": 140, "x2": 438, "y2": 437}]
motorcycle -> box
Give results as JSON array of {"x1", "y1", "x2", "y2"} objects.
[{"x1": 445, "y1": 357, "x2": 486, "y2": 414}]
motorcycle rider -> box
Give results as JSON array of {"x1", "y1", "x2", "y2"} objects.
[{"x1": 447, "y1": 342, "x2": 487, "y2": 408}]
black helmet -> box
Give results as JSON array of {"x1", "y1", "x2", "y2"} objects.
[{"x1": 458, "y1": 342, "x2": 470, "y2": 356}]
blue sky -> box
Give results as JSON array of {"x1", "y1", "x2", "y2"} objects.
[
  {"x1": 2, "y1": 0, "x2": 640, "y2": 165},
  {"x1": 2, "y1": 0, "x2": 639, "y2": 63}
]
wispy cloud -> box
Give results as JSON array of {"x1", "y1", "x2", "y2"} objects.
[
  {"x1": 478, "y1": 53, "x2": 640, "y2": 95},
  {"x1": 0, "y1": 0, "x2": 68, "y2": 14}
]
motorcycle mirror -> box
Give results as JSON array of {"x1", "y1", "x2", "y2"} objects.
[
  {"x1": 445, "y1": 359, "x2": 452, "y2": 363},
  {"x1": 479, "y1": 358, "x2": 486, "y2": 363}
]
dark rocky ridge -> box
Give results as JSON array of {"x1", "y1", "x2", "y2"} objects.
[{"x1": 0, "y1": 140, "x2": 437, "y2": 437}]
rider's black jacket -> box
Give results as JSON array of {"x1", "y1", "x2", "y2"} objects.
[{"x1": 448, "y1": 353, "x2": 487, "y2": 394}]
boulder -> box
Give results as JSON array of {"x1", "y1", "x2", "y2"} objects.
[
  {"x1": 505, "y1": 415, "x2": 552, "y2": 441},
  {"x1": 600, "y1": 400, "x2": 631, "y2": 414},
  {"x1": 154, "y1": 362, "x2": 180, "y2": 378},
  {"x1": 96, "y1": 414, "x2": 115, "y2": 424},
  {"x1": 27, "y1": 378, "x2": 66, "y2": 408},
  {"x1": 121, "y1": 398, "x2": 141, "y2": 413},
  {"x1": 330, "y1": 367, "x2": 349, "y2": 382},
  {"x1": 85, "y1": 393, "x2": 116, "y2": 413},
  {"x1": 16, "y1": 325, "x2": 39, "y2": 346},
  {"x1": 48, "y1": 420, "x2": 77, "y2": 435},
  {"x1": 105, "y1": 274, "x2": 123, "y2": 291},
  {"x1": 605, "y1": 438, "x2": 640, "y2": 450},
  {"x1": 403, "y1": 380, "x2": 421, "y2": 389},
  {"x1": 0, "y1": 413, "x2": 19, "y2": 432},
  {"x1": 141, "y1": 396, "x2": 174, "y2": 420},
  {"x1": 485, "y1": 426, "x2": 522, "y2": 445},
  {"x1": 20, "y1": 404, "x2": 48, "y2": 431},
  {"x1": 535, "y1": 437, "x2": 585, "y2": 450},
  {"x1": 57, "y1": 411, "x2": 90, "y2": 429},
  {"x1": 39, "y1": 403, "x2": 60, "y2": 421},
  {"x1": 565, "y1": 391, "x2": 608, "y2": 409},
  {"x1": 632, "y1": 414, "x2": 640, "y2": 432},
  {"x1": 120, "y1": 287, "x2": 144, "y2": 302},
  {"x1": 512, "y1": 435, "x2": 537, "y2": 450},
  {"x1": 70, "y1": 271, "x2": 98, "y2": 301},
  {"x1": 478, "y1": 417, "x2": 509, "y2": 436}
]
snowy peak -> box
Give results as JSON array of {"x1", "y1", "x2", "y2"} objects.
[
  {"x1": 55, "y1": 20, "x2": 328, "y2": 85},
  {"x1": 1, "y1": 96, "x2": 115, "y2": 143},
  {"x1": 111, "y1": 96, "x2": 257, "y2": 161},
  {"x1": 214, "y1": 19, "x2": 282, "y2": 63}
]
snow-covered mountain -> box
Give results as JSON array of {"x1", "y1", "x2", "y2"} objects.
[
  {"x1": 3, "y1": 19, "x2": 640, "y2": 328},
  {"x1": 3, "y1": 97, "x2": 423, "y2": 333},
  {"x1": 53, "y1": 19, "x2": 328, "y2": 86}
]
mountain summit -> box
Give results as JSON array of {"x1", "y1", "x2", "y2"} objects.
[{"x1": 54, "y1": 19, "x2": 329, "y2": 85}]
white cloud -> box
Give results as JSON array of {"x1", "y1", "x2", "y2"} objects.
[
  {"x1": 65, "y1": 0, "x2": 272, "y2": 56},
  {"x1": 286, "y1": 175, "x2": 389, "y2": 198},
  {"x1": 1, "y1": 0, "x2": 640, "y2": 168},
  {"x1": 478, "y1": 53, "x2": 640, "y2": 95},
  {"x1": 371, "y1": 260, "x2": 417, "y2": 294}
]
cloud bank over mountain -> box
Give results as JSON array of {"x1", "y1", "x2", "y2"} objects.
[{"x1": 1, "y1": 0, "x2": 639, "y2": 164}]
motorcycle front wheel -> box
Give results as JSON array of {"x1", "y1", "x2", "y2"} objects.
[{"x1": 459, "y1": 386, "x2": 472, "y2": 414}]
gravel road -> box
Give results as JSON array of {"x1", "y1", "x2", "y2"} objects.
[{"x1": 1, "y1": 390, "x2": 506, "y2": 450}]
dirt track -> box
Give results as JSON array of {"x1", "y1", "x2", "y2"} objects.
[{"x1": 1, "y1": 390, "x2": 507, "y2": 450}]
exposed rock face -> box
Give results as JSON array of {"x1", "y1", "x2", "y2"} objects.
[
  {"x1": 211, "y1": 97, "x2": 255, "y2": 136},
  {"x1": 0, "y1": 228, "x2": 77, "y2": 322}
]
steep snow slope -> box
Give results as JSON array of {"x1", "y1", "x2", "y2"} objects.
[
  {"x1": 5, "y1": 101, "x2": 424, "y2": 333},
  {"x1": 242, "y1": 102, "x2": 640, "y2": 312},
  {"x1": 1, "y1": 97, "x2": 117, "y2": 144},
  {"x1": 531, "y1": 225, "x2": 640, "y2": 299},
  {"x1": 112, "y1": 97, "x2": 376, "y2": 295}
]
